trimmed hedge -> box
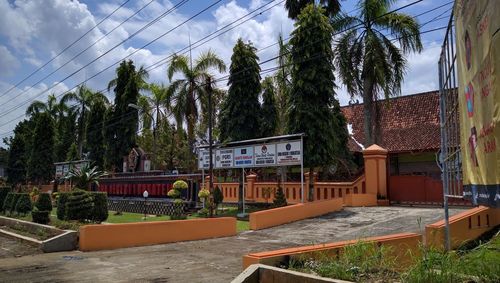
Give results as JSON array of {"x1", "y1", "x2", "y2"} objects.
[
  {"x1": 3, "y1": 192, "x2": 14, "y2": 212},
  {"x1": 35, "y1": 193, "x2": 53, "y2": 212},
  {"x1": 57, "y1": 192, "x2": 71, "y2": 220},
  {"x1": 15, "y1": 193, "x2": 32, "y2": 215},
  {"x1": 32, "y1": 210, "x2": 50, "y2": 225},
  {"x1": 90, "y1": 192, "x2": 108, "y2": 223},
  {"x1": 0, "y1": 187, "x2": 11, "y2": 212},
  {"x1": 65, "y1": 190, "x2": 93, "y2": 221},
  {"x1": 10, "y1": 193, "x2": 21, "y2": 214}
]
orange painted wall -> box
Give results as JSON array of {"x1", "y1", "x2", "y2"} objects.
[
  {"x1": 79, "y1": 217, "x2": 236, "y2": 251},
  {"x1": 243, "y1": 232, "x2": 422, "y2": 269},
  {"x1": 249, "y1": 198, "x2": 343, "y2": 230},
  {"x1": 343, "y1": 193, "x2": 377, "y2": 207},
  {"x1": 425, "y1": 206, "x2": 500, "y2": 249}
]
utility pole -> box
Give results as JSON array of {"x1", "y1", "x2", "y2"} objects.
[{"x1": 206, "y1": 76, "x2": 215, "y2": 217}]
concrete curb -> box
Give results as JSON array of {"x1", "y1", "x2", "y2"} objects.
[{"x1": 0, "y1": 216, "x2": 78, "y2": 252}]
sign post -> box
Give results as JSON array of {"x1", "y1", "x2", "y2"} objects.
[{"x1": 300, "y1": 135, "x2": 304, "y2": 203}]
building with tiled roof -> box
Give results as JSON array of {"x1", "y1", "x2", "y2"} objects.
[{"x1": 341, "y1": 90, "x2": 442, "y2": 179}]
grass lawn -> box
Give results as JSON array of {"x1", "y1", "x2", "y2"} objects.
[
  {"x1": 3, "y1": 204, "x2": 264, "y2": 233},
  {"x1": 106, "y1": 212, "x2": 170, "y2": 223}
]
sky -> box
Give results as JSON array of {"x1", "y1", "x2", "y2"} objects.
[{"x1": 0, "y1": 0, "x2": 453, "y2": 146}]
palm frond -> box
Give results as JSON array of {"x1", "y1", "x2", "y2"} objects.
[{"x1": 167, "y1": 54, "x2": 190, "y2": 81}]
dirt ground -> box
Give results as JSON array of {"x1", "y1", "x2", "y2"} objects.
[
  {"x1": 0, "y1": 206, "x2": 464, "y2": 283},
  {"x1": 0, "y1": 235, "x2": 42, "y2": 259}
]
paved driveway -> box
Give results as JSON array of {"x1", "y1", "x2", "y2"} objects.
[{"x1": 0, "y1": 206, "x2": 464, "y2": 282}]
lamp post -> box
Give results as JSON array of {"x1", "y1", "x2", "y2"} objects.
[
  {"x1": 143, "y1": 190, "x2": 149, "y2": 220},
  {"x1": 129, "y1": 103, "x2": 157, "y2": 170}
]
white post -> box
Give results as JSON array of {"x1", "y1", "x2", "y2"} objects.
[
  {"x1": 300, "y1": 135, "x2": 304, "y2": 203},
  {"x1": 242, "y1": 168, "x2": 246, "y2": 215}
]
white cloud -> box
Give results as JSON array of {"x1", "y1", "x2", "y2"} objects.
[{"x1": 0, "y1": 45, "x2": 20, "y2": 76}]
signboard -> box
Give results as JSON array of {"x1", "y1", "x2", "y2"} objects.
[
  {"x1": 197, "y1": 138, "x2": 303, "y2": 169},
  {"x1": 198, "y1": 149, "x2": 214, "y2": 170},
  {"x1": 55, "y1": 165, "x2": 63, "y2": 177},
  {"x1": 455, "y1": 1, "x2": 499, "y2": 207},
  {"x1": 234, "y1": 146, "x2": 254, "y2": 167},
  {"x1": 277, "y1": 141, "x2": 302, "y2": 165},
  {"x1": 143, "y1": 160, "x2": 151, "y2": 172},
  {"x1": 215, "y1": 149, "x2": 234, "y2": 168},
  {"x1": 254, "y1": 144, "x2": 276, "y2": 166}
]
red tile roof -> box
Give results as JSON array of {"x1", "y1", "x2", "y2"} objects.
[{"x1": 341, "y1": 90, "x2": 441, "y2": 153}]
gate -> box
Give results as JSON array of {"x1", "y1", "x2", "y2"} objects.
[{"x1": 438, "y1": 7, "x2": 465, "y2": 250}]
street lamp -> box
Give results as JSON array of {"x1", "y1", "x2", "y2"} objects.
[{"x1": 129, "y1": 103, "x2": 157, "y2": 170}]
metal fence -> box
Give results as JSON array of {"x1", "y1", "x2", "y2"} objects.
[
  {"x1": 438, "y1": 7, "x2": 463, "y2": 250},
  {"x1": 107, "y1": 199, "x2": 186, "y2": 216}
]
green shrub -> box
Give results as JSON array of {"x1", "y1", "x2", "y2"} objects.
[
  {"x1": 273, "y1": 187, "x2": 287, "y2": 207},
  {"x1": 57, "y1": 192, "x2": 71, "y2": 220},
  {"x1": 65, "y1": 190, "x2": 93, "y2": 221},
  {"x1": 0, "y1": 187, "x2": 12, "y2": 212},
  {"x1": 3, "y1": 192, "x2": 15, "y2": 213},
  {"x1": 90, "y1": 192, "x2": 108, "y2": 223},
  {"x1": 32, "y1": 209, "x2": 50, "y2": 225},
  {"x1": 214, "y1": 186, "x2": 224, "y2": 207},
  {"x1": 14, "y1": 193, "x2": 32, "y2": 215},
  {"x1": 9, "y1": 193, "x2": 22, "y2": 214},
  {"x1": 35, "y1": 193, "x2": 52, "y2": 212}
]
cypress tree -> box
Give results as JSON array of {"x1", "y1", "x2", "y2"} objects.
[
  {"x1": 260, "y1": 77, "x2": 278, "y2": 137},
  {"x1": 54, "y1": 111, "x2": 77, "y2": 162},
  {"x1": 219, "y1": 39, "x2": 262, "y2": 142},
  {"x1": 27, "y1": 113, "x2": 55, "y2": 184},
  {"x1": 86, "y1": 98, "x2": 107, "y2": 169},
  {"x1": 287, "y1": 4, "x2": 349, "y2": 200},
  {"x1": 106, "y1": 60, "x2": 141, "y2": 170},
  {"x1": 6, "y1": 120, "x2": 32, "y2": 185}
]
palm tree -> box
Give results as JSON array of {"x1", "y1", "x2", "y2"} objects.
[
  {"x1": 62, "y1": 85, "x2": 109, "y2": 157},
  {"x1": 333, "y1": 0, "x2": 422, "y2": 146},
  {"x1": 136, "y1": 83, "x2": 171, "y2": 169},
  {"x1": 26, "y1": 94, "x2": 60, "y2": 118},
  {"x1": 66, "y1": 163, "x2": 106, "y2": 190},
  {"x1": 285, "y1": 0, "x2": 340, "y2": 19},
  {"x1": 167, "y1": 50, "x2": 226, "y2": 152}
]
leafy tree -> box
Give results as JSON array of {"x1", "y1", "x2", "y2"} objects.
[
  {"x1": 106, "y1": 60, "x2": 147, "y2": 170},
  {"x1": 287, "y1": 4, "x2": 348, "y2": 200},
  {"x1": 285, "y1": 0, "x2": 340, "y2": 19},
  {"x1": 333, "y1": 0, "x2": 422, "y2": 145},
  {"x1": 62, "y1": 85, "x2": 109, "y2": 156},
  {"x1": 213, "y1": 186, "x2": 224, "y2": 214},
  {"x1": 219, "y1": 39, "x2": 262, "y2": 142},
  {"x1": 66, "y1": 142, "x2": 79, "y2": 161},
  {"x1": 54, "y1": 108, "x2": 77, "y2": 162},
  {"x1": 6, "y1": 120, "x2": 33, "y2": 185},
  {"x1": 86, "y1": 98, "x2": 108, "y2": 169},
  {"x1": 167, "y1": 50, "x2": 226, "y2": 154},
  {"x1": 27, "y1": 113, "x2": 55, "y2": 185},
  {"x1": 260, "y1": 77, "x2": 278, "y2": 137}
]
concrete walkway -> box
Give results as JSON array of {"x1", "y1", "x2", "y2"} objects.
[{"x1": 0, "y1": 206, "x2": 464, "y2": 282}]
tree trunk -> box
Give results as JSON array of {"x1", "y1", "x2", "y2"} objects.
[
  {"x1": 308, "y1": 167, "x2": 314, "y2": 202},
  {"x1": 78, "y1": 103, "x2": 85, "y2": 158},
  {"x1": 362, "y1": 79, "x2": 374, "y2": 147}
]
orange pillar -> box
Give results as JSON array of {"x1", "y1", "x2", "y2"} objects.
[
  {"x1": 363, "y1": 144, "x2": 388, "y2": 198},
  {"x1": 246, "y1": 174, "x2": 257, "y2": 200}
]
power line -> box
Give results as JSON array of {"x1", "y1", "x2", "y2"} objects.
[
  {"x1": 0, "y1": 0, "x2": 158, "y2": 101},
  {"x1": 0, "y1": 0, "x2": 131, "y2": 98},
  {"x1": 0, "y1": 0, "x2": 430, "y2": 131},
  {"x1": 0, "y1": 0, "x2": 212, "y2": 121}
]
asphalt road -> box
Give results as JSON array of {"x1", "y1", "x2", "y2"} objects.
[{"x1": 0, "y1": 206, "x2": 464, "y2": 283}]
